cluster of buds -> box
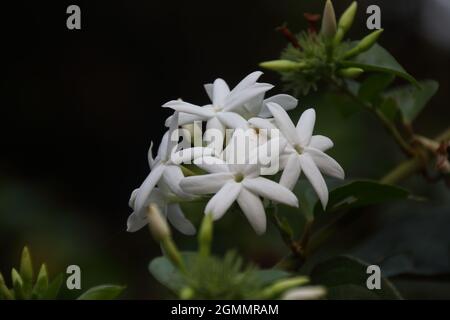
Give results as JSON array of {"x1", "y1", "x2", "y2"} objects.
[{"x1": 260, "y1": 0, "x2": 382, "y2": 95}]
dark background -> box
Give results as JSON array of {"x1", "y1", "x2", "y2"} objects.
[{"x1": 1, "y1": 0, "x2": 449, "y2": 299}]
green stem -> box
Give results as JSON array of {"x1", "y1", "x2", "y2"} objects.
[
  {"x1": 329, "y1": 78, "x2": 415, "y2": 156},
  {"x1": 270, "y1": 204, "x2": 304, "y2": 259},
  {"x1": 381, "y1": 127, "x2": 450, "y2": 184}
]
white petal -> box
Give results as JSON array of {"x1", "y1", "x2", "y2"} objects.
[
  {"x1": 280, "y1": 153, "x2": 302, "y2": 190},
  {"x1": 259, "y1": 94, "x2": 298, "y2": 117},
  {"x1": 170, "y1": 147, "x2": 214, "y2": 165},
  {"x1": 299, "y1": 153, "x2": 328, "y2": 209},
  {"x1": 157, "y1": 132, "x2": 169, "y2": 160},
  {"x1": 204, "y1": 181, "x2": 241, "y2": 220},
  {"x1": 126, "y1": 211, "x2": 148, "y2": 232},
  {"x1": 167, "y1": 204, "x2": 196, "y2": 235},
  {"x1": 128, "y1": 188, "x2": 139, "y2": 208},
  {"x1": 237, "y1": 187, "x2": 266, "y2": 234},
  {"x1": 204, "y1": 83, "x2": 214, "y2": 101},
  {"x1": 180, "y1": 172, "x2": 233, "y2": 194},
  {"x1": 162, "y1": 165, "x2": 191, "y2": 198},
  {"x1": 224, "y1": 83, "x2": 274, "y2": 111},
  {"x1": 230, "y1": 71, "x2": 263, "y2": 93},
  {"x1": 296, "y1": 108, "x2": 316, "y2": 146},
  {"x1": 135, "y1": 164, "x2": 165, "y2": 213},
  {"x1": 216, "y1": 112, "x2": 249, "y2": 129},
  {"x1": 309, "y1": 135, "x2": 334, "y2": 151},
  {"x1": 248, "y1": 117, "x2": 277, "y2": 131},
  {"x1": 163, "y1": 100, "x2": 214, "y2": 118},
  {"x1": 165, "y1": 112, "x2": 203, "y2": 127},
  {"x1": 205, "y1": 117, "x2": 225, "y2": 155},
  {"x1": 242, "y1": 177, "x2": 298, "y2": 207},
  {"x1": 212, "y1": 78, "x2": 230, "y2": 106},
  {"x1": 147, "y1": 141, "x2": 155, "y2": 168},
  {"x1": 193, "y1": 156, "x2": 229, "y2": 173},
  {"x1": 304, "y1": 147, "x2": 344, "y2": 179},
  {"x1": 266, "y1": 102, "x2": 300, "y2": 145},
  {"x1": 166, "y1": 112, "x2": 179, "y2": 158}
]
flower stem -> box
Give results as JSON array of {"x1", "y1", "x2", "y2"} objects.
[
  {"x1": 270, "y1": 204, "x2": 304, "y2": 259},
  {"x1": 381, "y1": 127, "x2": 450, "y2": 184}
]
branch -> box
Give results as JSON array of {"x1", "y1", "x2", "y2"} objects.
[{"x1": 381, "y1": 127, "x2": 450, "y2": 184}]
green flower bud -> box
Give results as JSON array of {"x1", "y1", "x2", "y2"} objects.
[
  {"x1": 261, "y1": 276, "x2": 309, "y2": 298},
  {"x1": 198, "y1": 213, "x2": 214, "y2": 257},
  {"x1": 147, "y1": 203, "x2": 171, "y2": 242},
  {"x1": 338, "y1": 67, "x2": 364, "y2": 78},
  {"x1": 179, "y1": 286, "x2": 195, "y2": 300},
  {"x1": 321, "y1": 0, "x2": 337, "y2": 38},
  {"x1": 343, "y1": 29, "x2": 383, "y2": 58},
  {"x1": 334, "y1": 1, "x2": 358, "y2": 45},
  {"x1": 259, "y1": 60, "x2": 307, "y2": 72}
]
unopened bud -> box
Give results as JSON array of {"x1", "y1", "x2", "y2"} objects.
[
  {"x1": 321, "y1": 0, "x2": 337, "y2": 38},
  {"x1": 147, "y1": 203, "x2": 171, "y2": 242},
  {"x1": 261, "y1": 276, "x2": 309, "y2": 298},
  {"x1": 338, "y1": 67, "x2": 364, "y2": 78},
  {"x1": 282, "y1": 286, "x2": 327, "y2": 300},
  {"x1": 259, "y1": 60, "x2": 307, "y2": 72},
  {"x1": 334, "y1": 1, "x2": 358, "y2": 45},
  {"x1": 344, "y1": 29, "x2": 383, "y2": 58},
  {"x1": 198, "y1": 213, "x2": 214, "y2": 257},
  {"x1": 179, "y1": 286, "x2": 195, "y2": 299}
]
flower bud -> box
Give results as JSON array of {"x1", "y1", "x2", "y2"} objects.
[
  {"x1": 198, "y1": 213, "x2": 214, "y2": 257},
  {"x1": 179, "y1": 286, "x2": 195, "y2": 300},
  {"x1": 344, "y1": 29, "x2": 383, "y2": 58},
  {"x1": 321, "y1": 0, "x2": 337, "y2": 38},
  {"x1": 338, "y1": 67, "x2": 364, "y2": 78},
  {"x1": 281, "y1": 286, "x2": 327, "y2": 300},
  {"x1": 334, "y1": 1, "x2": 358, "y2": 45},
  {"x1": 259, "y1": 60, "x2": 307, "y2": 72},
  {"x1": 147, "y1": 203, "x2": 171, "y2": 242},
  {"x1": 261, "y1": 276, "x2": 309, "y2": 298}
]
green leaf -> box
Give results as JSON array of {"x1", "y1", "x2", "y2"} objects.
[
  {"x1": 11, "y1": 268, "x2": 25, "y2": 299},
  {"x1": 32, "y1": 264, "x2": 49, "y2": 299},
  {"x1": 324, "y1": 91, "x2": 360, "y2": 117},
  {"x1": 378, "y1": 97, "x2": 398, "y2": 121},
  {"x1": 149, "y1": 252, "x2": 196, "y2": 292},
  {"x1": 307, "y1": 181, "x2": 410, "y2": 254},
  {"x1": 310, "y1": 255, "x2": 402, "y2": 299},
  {"x1": 341, "y1": 44, "x2": 418, "y2": 85},
  {"x1": 358, "y1": 73, "x2": 394, "y2": 103},
  {"x1": 383, "y1": 80, "x2": 439, "y2": 124},
  {"x1": 77, "y1": 285, "x2": 125, "y2": 300},
  {"x1": 314, "y1": 180, "x2": 410, "y2": 215},
  {"x1": 19, "y1": 247, "x2": 34, "y2": 297},
  {"x1": 42, "y1": 273, "x2": 63, "y2": 299},
  {"x1": 254, "y1": 269, "x2": 291, "y2": 286}
]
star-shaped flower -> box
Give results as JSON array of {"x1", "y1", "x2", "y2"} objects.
[
  {"x1": 127, "y1": 183, "x2": 195, "y2": 235},
  {"x1": 266, "y1": 102, "x2": 344, "y2": 209},
  {"x1": 179, "y1": 141, "x2": 298, "y2": 235}
]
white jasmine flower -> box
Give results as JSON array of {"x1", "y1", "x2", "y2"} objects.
[
  {"x1": 281, "y1": 286, "x2": 327, "y2": 300},
  {"x1": 179, "y1": 143, "x2": 298, "y2": 235},
  {"x1": 205, "y1": 71, "x2": 298, "y2": 119},
  {"x1": 162, "y1": 72, "x2": 273, "y2": 154},
  {"x1": 133, "y1": 112, "x2": 211, "y2": 214},
  {"x1": 266, "y1": 102, "x2": 344, "y2": 209},
  {"x1": 127, "y1": 183, "x2": 196, "y2": 235}
]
